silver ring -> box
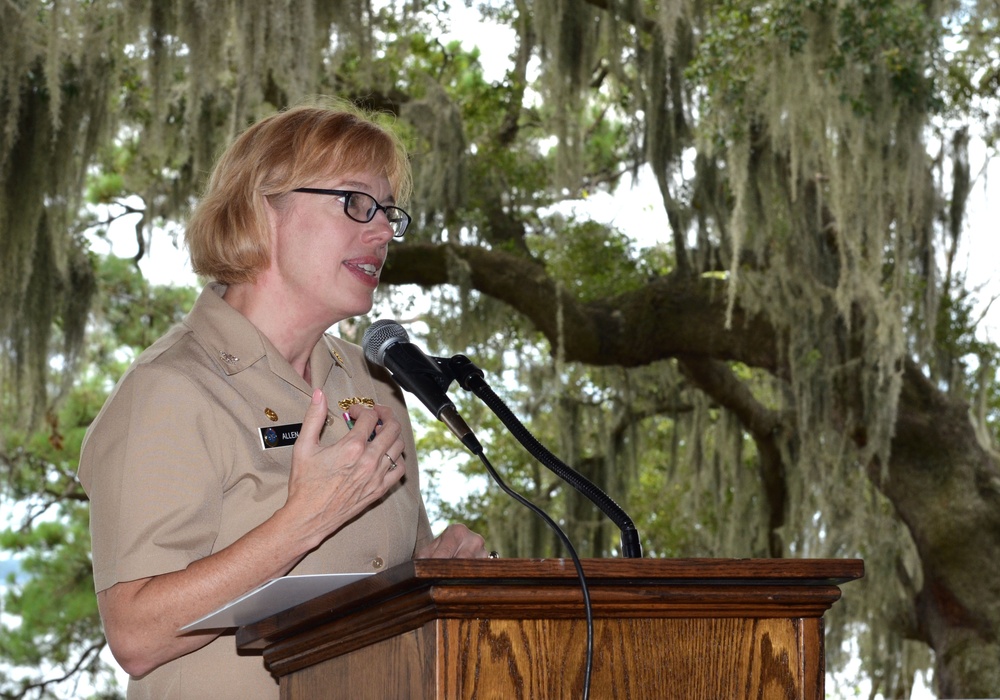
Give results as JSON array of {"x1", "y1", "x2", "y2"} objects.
[
  {"x1": 488, "y1": 550, "x2": 500, "y2": 559},
  {"x1": 385, "y1": 453, "x2": 398, "y2": 471}
]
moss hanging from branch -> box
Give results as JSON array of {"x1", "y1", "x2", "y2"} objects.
[
  {"x1": 0, "y1": 0, "x2": 363, "y2": 426},
  {"x1": 1, "y1": 0, "x2": 117, "y2": 426},
  {"x1": 697, "y1": 0, "x2": 939, "y2": 476},
  {"x1": 532, "y1": 0, "x2": 611, "y2": 186}
]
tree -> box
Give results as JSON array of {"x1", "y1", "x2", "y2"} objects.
[{"x1": 2, "y1": 0, "x2": 999, "y2": 696}]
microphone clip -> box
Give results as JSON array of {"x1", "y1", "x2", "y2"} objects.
[{"x1": 436, "y1": 354, "x2": 486, "y2": 392}]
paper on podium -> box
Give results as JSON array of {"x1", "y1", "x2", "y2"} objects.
[{"x1": 179, "y1": 573, "x2": 373, "y2": 632}]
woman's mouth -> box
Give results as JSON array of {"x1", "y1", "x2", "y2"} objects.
[{"x1": 344, "y1": 260, "x2": 381, "y2": 287}]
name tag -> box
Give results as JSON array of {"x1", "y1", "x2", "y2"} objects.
[{"x1": 259, "y1": 423, "x2": 303, "y2": 449}]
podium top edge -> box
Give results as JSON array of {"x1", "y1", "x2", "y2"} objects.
[{"x1": 401, "y1": 557, "x2": 865, "y2": 585}]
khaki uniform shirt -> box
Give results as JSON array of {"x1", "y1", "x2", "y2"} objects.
[{"x1": 79, "y1": 283, "x2": 434, "y2": 699}]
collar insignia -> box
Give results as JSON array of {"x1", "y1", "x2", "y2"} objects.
[{"x1": 332, "y1": 348, "x2": 347, "y2": 368}]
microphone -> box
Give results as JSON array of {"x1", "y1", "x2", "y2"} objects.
[{"x1": 362, "y1": 320, "x2": 482, "y2": 454}]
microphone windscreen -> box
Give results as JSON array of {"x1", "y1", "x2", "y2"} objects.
[{"x1": 362, "y1": 319, "x2": 409, "y2": 366}]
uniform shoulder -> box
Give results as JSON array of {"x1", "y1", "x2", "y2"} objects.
[{"x1": 133, "y1": 322, "x2": 218, "y2": 374}]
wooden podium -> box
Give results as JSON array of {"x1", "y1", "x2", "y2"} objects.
[{"x1": 237, "y1": 558, "x2": 863, "y2": 699}]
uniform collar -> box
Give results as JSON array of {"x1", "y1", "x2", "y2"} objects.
[
  {"x1": 184, "y1": 282, "x2": 344, "y2": 392},
  {"x1": 184, "y1": 283, "x2": 266, "y2": 376}
]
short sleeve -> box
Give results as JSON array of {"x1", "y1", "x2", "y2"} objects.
[{"x1": 79, "y1": 363, "x2": 228, "y2": 592}]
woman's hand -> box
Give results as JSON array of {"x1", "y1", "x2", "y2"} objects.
[
  {"x1": 282, "y1": 389, "x2": 407, "y2": 551},
  {"x1": 415, "y1": 523, "x2": 488, "y2": 559}
]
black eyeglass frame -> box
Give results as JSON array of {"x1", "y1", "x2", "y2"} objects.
[{"x1": 292, "y1": 187, "x2": 410, "y2": 238}]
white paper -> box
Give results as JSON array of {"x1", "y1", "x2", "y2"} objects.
[{"x1": 179, "y1": 573, "x2": 373, "y2": 632}]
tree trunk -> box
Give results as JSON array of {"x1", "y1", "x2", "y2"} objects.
[{"x1": 884, "y1": 362, "x2": 1000, "y2": 697}]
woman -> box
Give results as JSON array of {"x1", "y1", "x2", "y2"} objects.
[{"x1": 78, "y1": 102, "x2": 486, "y2": 699}]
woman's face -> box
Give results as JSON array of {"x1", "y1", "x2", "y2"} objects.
[{"x1": 266, "y1": 170, "x2": 398, "y2": 327}]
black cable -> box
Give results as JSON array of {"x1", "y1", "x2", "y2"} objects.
[{"x1": 474, "y1": 449, "x2": 594, "y2": 700}]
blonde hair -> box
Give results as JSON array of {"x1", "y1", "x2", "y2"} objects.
[{"x1": 186, "y1": 101, "x2": 412, "y2": 284}]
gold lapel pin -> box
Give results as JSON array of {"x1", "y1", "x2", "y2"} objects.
[{"x1": 337, "y1": 396, "x2": 375, "y2": 411}]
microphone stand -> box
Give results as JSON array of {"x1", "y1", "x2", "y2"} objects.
[{"x1": 439, "y1": 354, "x2": 643, "y2": 559}]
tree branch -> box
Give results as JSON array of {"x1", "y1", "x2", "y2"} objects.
[{"x1": 383, "y1": 242, "x2": 780, "y2": 370}]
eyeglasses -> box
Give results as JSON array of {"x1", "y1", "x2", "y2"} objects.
[{"x1": 292, "y1": 188, "x2": 410, "y2": 238}]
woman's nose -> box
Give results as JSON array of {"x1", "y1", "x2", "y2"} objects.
[{"x1": 364, "y1": 210, "x2": 396, "y2": 242}]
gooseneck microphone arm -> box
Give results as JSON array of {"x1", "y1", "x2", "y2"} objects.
[
  {"x1": 444, "y1": 354, "x2": 643, "y2": 559},
  {"x1": 362, "y1": 319, "x2": 642, "y2": 559}
]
